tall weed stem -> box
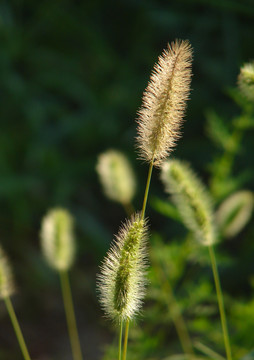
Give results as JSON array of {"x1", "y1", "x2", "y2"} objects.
[
  {"x1": 208, "y1": 245, "x2": 232, "y2": 360},
  {"x1": 60, "y1": 270, "x2": 83, "y2": 360},
  {"x1": 4, "y1": 296, "x2": 32, "y2": 360},
  {"x1": 122, "y1": 319, "x2": 130, "y2": 360}
]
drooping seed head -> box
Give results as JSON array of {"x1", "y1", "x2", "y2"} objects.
[
  {"x1": 0, "y1": 247, "x2": 15, "y2": 299},
  {"x1": 238, "y1": 62, "x2": 254, "y2": 101},
  {"x1": 40, "y1": 208, "x2": 75, "y2": 271},
  {"x1": 96, "y1": 150, "x2": 136, "y2": 205},
  {"x1": 136, "y1": 40, "x2": 193, "y2": 166},
  {"x1": 161, "y1": 160, "x2": 216, "y2": 246},
  {"x1": 97, "y1": 213, "x2": 148, "y2": 322},
  {"x1": 216, "y1": 190, "x2": 254, "y2": 239}
]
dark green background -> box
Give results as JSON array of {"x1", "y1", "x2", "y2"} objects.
[{"x1": 0, "y1": 1, "x2": 253, "y2": 359}]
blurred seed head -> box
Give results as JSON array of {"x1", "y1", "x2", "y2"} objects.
[
  {"x1": 97, "y1": 213, "x2": 148, "y2": 322},
  {"x1": 136, "y1": 40, "x2": 193, "y2": 166},
  {"x1": 238, "y1": 62, "x2": 254, "y2": 101},
  {"x1": 161, "y1": 160, "x2": 216, "y2": 246},
  {"x1": 40, "y1": 208, "x2": 75, "y2": 271},
  {"x1": 96, "y1": 150, "x2": 136, "y2": 206},
  {"x1": 216, "y1": 190, "x2": 254, "y2": 239},
  {"x1": 0, "y1": 247, "x2": 15, "y2": 299}
]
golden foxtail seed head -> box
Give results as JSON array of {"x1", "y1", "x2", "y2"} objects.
[
  {"x1": 40, "y1": 208, "x2": 76, "y2": 271},
  {"x1": 136, "y1": 40, "x2": 193, "y2": 166},
  {"x1": 97, "y1": 213, "x2": 148, "y2": 322},
  {"x1": 161, "y1": 160, "x2": 216, "y2": 246},
  {"x1": 0, "y1": 246, "x2": 15, "y2": 299},
  {"x1": 238, "y1": 62, "x2": 254, "y2": 101},
  {"x1": 96, "y1": 150, "x2": 136, "y2": 205}
]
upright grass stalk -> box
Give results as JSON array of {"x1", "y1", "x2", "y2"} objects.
[
  {"x1": 161, "y1": 160, "x2": 232, "y2": 359},
  {"x1": 98, "y1": 39, "x2": 192, "y2": 360},
  {"x1": 208, "y1": 245, "x2": 232, "y2": 360},
  {"x1": 60, "y1": 270, "x2": 83, "y2": 360},
  {"x1": 4, "y1": 296, "x2": 32, "y2": 360},
  {"x1": 0, "y1": 246, "x2": 32, "y2": 360},
  {"x1": 40, "y1": 208, "x2": 83, "y2": 360}
]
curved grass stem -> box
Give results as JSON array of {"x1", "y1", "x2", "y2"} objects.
[
  {"x1": 59, "y1": 270, "x2": 83, "y2": 360},
  {"x1": 4, "y1": 296, "x2": 32, "y2": 360},
  {"x1": 141, "y1": 159, "x2": 154, "y2": 220},
  {"x1": 208, "y1": 245, "x2": 232, "y2": 360}
]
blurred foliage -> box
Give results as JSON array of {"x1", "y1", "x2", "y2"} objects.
[{"x1": 0, "y1": 0, "x2": 253, "y2": 359}]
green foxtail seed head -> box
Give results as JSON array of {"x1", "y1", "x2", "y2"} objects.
[
  {"x1": 216, "y1": 190, "x2": 254, "y2": 239},
  {"x1": 97, "y1": 213, "x2": 148, "y2": 322},
  {"x1": 0, "y1": 246, "x2": 15, "y2": 299},
  {"x1": 161, "y1": 160, "x2": 216, "y2": 246},
  {"x1": 96, "y1": 150, "x2": 136, "y2": 205},
  {"x1": 238, "y1": 62, "x2": 254, "y2": 101},
  {"x1": 40, "y1": 208, "x2": 75, "y2": 271},
  {"x1": 136, "y1": 40, "x2": 193, "y2": 166}
]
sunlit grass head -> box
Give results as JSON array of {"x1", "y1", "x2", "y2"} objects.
[
  {"x1": 238, "y1": 61, "x2": 254, "y2": 101},
  {"x1": 96, "y1": 150, "x2": 136, "y2": 206},
  {"x1": 161, "y1": 159, "x2": 216, "y2": 246},
  {"x1": 0, "y1": 246, "x2": 15, "y2": 299},
  {"x1": 40, "y1": 208, "x2": 76, "y2": 271},
  {"x1": 97, "y1": 213, "x2": 149, "y2": 323},
  {"x1": 136, "y1": 40, "x2": 193, "y2": 166}
]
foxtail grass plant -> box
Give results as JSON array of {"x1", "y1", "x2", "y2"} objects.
[
  {"x1": 96, "y1": 150, "x2": 136, "y2": 216},
  {"x1": 0, "y1": 246, "x2": 32, "y2": 360},
  {"x1": 98, "y1": 39, "x2": 193, "y2": 360},
  {"x1": 40, "y1": 208, "x2": 83, "y2": 360},
  {"x1": 238, "y1": 61, "x2": 254, "y2": 101},
  {"x1": 161, "y1": 159, "x2": 232, "y2": 360}
]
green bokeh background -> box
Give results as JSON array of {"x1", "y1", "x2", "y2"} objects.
[{"x1": 0, "y1": 1, "x2": 253, "y2": 359}]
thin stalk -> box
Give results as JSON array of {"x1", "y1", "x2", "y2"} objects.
[
  {"x1": 118, "y1": 320, "x2": 123, "y2": 360},
  {"x1": 122, "y1": 319, "x2": 130, "y2": 360},
  {"x1": 59, "y1": 270, "x2": 83, "y2": 360},
  {"x1": 4, "y1": 296, "x2": 31, "y2": 360},
  {"x1": 208, "y1": 245, "x2": 232, "y2": 360},
  {"x1": 141, "y1": 159, "x2": 154, "y2": 220}
]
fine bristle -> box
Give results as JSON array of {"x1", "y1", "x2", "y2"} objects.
[
  {"x1": 97, "y1": 213, "x2": 149, "y2": 322},
  {"x1": 40, "y1": 208, "x2": 76, "y2": 271},
  {"x1": 161, "y1": 160, "x2": 216, "y2": 246},
  {"x1": 136, "y1": 40, "x2": 193, "y2": 166},
  {"x1": 0, "y1": 247, "x2": 15, "y2": 299}
]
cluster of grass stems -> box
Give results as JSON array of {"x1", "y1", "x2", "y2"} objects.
[{"x1": 1, "y1": 41, "x2": 254, "y2": 360}]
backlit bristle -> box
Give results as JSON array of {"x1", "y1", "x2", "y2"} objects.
[
  {"x1": 161, "y1": 160, "x2": 216, "y2": 246},
  {"x1": 97, "y1": 213, "x2": 148, "y2": 322},
  {"x1": 136, "y1": 40, "x2": 193, "y2": 166}
]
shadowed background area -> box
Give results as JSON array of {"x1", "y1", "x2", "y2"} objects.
[{"x1": 0, "y1": 1, "x2": 254, "y2": 359}]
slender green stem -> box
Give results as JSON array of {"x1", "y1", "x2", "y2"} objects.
[
  {"x1": 118, "y1": 320, "x2": 123, "y2": 360},
  {"x1": 122, "y1": 319, "x2": 130, "y2": 360},
  {"x1": 59, "y1": 270, "x2": 83, "y2": 360},
  {"x1": 141, "y1": 159, "x2": 154, "y2": 220},
  {"x1": 4, "y1": 296, "x2": 31, "y2": 360},
  {"x1": 208, "y1": 245, "x2": 232, "y2": 360}
]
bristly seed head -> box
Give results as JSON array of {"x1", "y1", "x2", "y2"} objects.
[
  {"x1": 161, "y1": 160, "x2": 216, "y2": 246},
  {"x1": 40, "y1": 208, "x2": 76, "y2": 271},
  {"x1": 96, "y1": 150, "x2": 136, "y2": 206},
  {"x1": 97, "y1": 213, "x2": 148, "y2": 322},
  {"x1": 238, "y1": 61, "x2": 254, "y2": 101},
  {"x1": 0, "y1": 246, "x2": 15, "y2": 299},
  {"x1": 136, "y1": 40, "x2": 193, "y2": 166}
]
